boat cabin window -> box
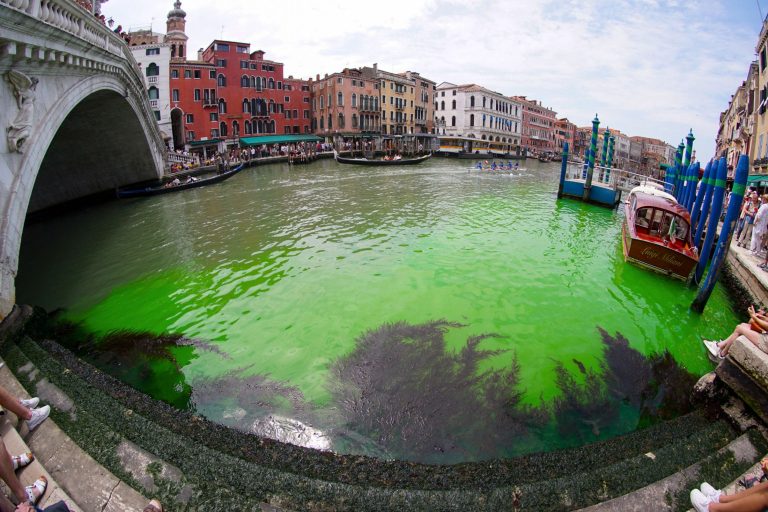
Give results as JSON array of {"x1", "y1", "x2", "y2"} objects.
[
  {"x1": 640, "y1": 207, "x2": 689, "y2": 241},
  {"x1": 635, "y1": 207, "x2": 652, "y2": 229}
]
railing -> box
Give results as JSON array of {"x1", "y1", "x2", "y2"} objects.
[
  {"x1": 563, "y1": 160, "x2": 667, "y2": 194},
  {"x1": 149, "y1": 99, "x2": 158, "y2": 109},
  {"x1": 147, "y1": 76, "x2": 158, "y2": 84},
  {"x1": 167, "y1": 152, "x2": 200, "y2": 166}
]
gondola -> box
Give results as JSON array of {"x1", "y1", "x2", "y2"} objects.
[
  {"x1": 333, "y1": 151, "x2": 431, "y2": 166},
  {"x1": 116, "y1": 164, "x2": 244, "y2": 198}
]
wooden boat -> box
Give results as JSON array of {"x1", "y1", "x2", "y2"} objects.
[
  {"x1": 621, "y1": 184, "x2": 699, "y2": 281},
  {"x1": 334, "y1": 151, "x2": 431, "y2": 166},
  {"x1": 117, "y1": 164, "x2": 244, "y2": 198}
]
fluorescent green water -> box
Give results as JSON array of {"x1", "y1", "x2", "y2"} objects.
[{"x1": 17, "y1": 158, "x2": 737, "y2": 462}]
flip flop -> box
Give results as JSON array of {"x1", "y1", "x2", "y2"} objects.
[{"x1": 11, "y1": 452, "x2": 33, "y2": 471}]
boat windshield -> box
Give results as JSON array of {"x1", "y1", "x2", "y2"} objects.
[{"x1": 636, "y1": 207, "x2": 689, "y2": 241}]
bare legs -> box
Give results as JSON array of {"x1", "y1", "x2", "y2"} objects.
[
  {"x1": 716, "y1": 324, "x2": 765, "y2": 357},
  {"x1": 709, "y1": 481, "x2": 768, "y2": 511},
  {"x1": 0, "y1": 443, "x2": 26, "y2": 504}
]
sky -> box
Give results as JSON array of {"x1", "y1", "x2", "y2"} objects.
[{"x1": 102, "y1": 0, "x2": 767, "y2": 161}]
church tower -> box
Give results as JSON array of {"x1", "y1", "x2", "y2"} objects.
[{"x1": 165, "y1": 1, "x2": 188, "y2": 62}]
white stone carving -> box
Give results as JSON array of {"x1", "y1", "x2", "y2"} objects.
[{"x1": 6, "y1": 70, "x2": 38, "y2": 153}]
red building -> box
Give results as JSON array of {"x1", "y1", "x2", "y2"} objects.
[
  {"x1": 163, "y1": 2, "x2": 311, "y2": 153},
  {"x1": 511, "y1": 96, "x2": 557, "y2": 156}
]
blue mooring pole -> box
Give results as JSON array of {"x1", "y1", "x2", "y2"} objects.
[
  {"x1": 665, "y1": 164, "x2": 677, "y2": 195},
  {"x1": 690, "y1": 160, "x2": 712, "y2": 233},
  {"x1": 684, "y1": 162, "x2": 701, "y2": 212},
  {"x1": 693, "y1": 157, "x2": 728, "y2": 285},
  {"x1": 694, "y1": 159, "x2": 719, "y2": 248},
  {"x1": 558, "y1": 142, "x2": 569, "y2": 198},
  {"x1": 582, "y1": 114, "x2": 600, "y2": 201},
  {"x1": 691, "y1": 154, "x2": 749, "y2": 312},
  {"x1": 674, "y1": 142, "x2": 685, "y2": 201}
]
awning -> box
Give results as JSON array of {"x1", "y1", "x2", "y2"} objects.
[
  {"x1": 188, "y1": 138, "x2": 222, "y2": 147},
  {"x1": 239, "y1": 134, "x2": 322, "y2": 146},
  {"x1": 747, "y1": 174, "x2": 768, "y2": 185}
]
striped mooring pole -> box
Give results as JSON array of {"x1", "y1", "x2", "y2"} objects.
[
  {"x1": 558, "y1": 142, "x2": 569, "y2": 198},
  {"x1": 694, "y1": 158, "x2": 720, "y2": 249},
  {"x1": 689, "y1": 159, "x2": 712, "y2": 230},
  {"x1": 693, "y1": 157, "x2": 728, "y2": 285},
  {"x1": 691, "y1": 154, "x2": 749, "y2": 312},
  {"x1": 582, "y1": 114, "x2": 600, "y2": 201}
]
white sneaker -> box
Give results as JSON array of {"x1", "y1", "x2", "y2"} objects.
[
  {"x1": 700, "y1": 482, "x2": 722, "y2": 502},
  {"x1": 27, "y1": 405, "x2": 50, "y2": 431},
  {"x1": 690, "y1": 489, "x2": 712, "y2": 512},
  {"x1": 20, "y1": 397, "x2": 39, "y2": 409},
  {"x1": 703, "y1": 340, "x2": 724, "y2": 359}
]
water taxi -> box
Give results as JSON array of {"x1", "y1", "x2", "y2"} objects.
[{"x1": 621, "y1": 184, "x2": 699, "y2": 281}]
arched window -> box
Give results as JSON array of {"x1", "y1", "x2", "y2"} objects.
[
  {"x1": 452, "y1": 99, "x2": 456, "y2": 109},
  {"x1": 148, "y1": 86, "x2": 159, "y2": 100},
  {"x1": 451, "y1": 116, "x2": 456, "y2": 127},
  {"x1": 337, "y1": 92, "x2": 343, "y2": 106},
  {"x1": 338, "y1": 113, "x2": 344, "y2": 129},
  {"x1": 241, "y1": 75, "x2": 249, "y2": 87},
  {"x1": 219, "y1": 99, "x2": 227, "y2": 114},
  {"x1": 250, "y1": 76, "x2": 256, "y2": 88},
  {"x1": 482, "y1": 96, "x2": 486, "y2": 108},
  {"x1": 320, "y1": 116, "x2": 324, "y2": 130},
  {"x1": 146, "y1": 63, "x2": 159, "y2": 77},
  {"x1": 269, "y1": 99, "x2": 275, "y2": 114},
  {"x1": 233, "y1": 120, "x2": 240, "y2": 137},
  {"x1": 441, "y1": 101, "x2": 445, "y2": 111},
  {"x1": 245, "y1": 120, "x2": 252, "y2": 134},
  {"x1": 242, "y1": 99, "x2": 250, "y2": 113},
  {"x1": 256, "y1": 120, "x2": 264, "y2": 133},
  {"x1": 269, "y1": 120, "x2": 275, "y2": 133},
  {"x1": 261, "y1": 77, "x2": 267, "y2": 89},
  {"x1": 352, "y1": 113, "x2": 358, "y2": 128},
  {"x1": 352, "y1": 93, "x2": 357, "y2": 108},
  {"x1": 220, "y1": 121, "x2": 228, "y2": 137},
  {"x1": 328, "y1": 114, "x2": 333, "y2": 130},
  {"x1": 470, "y1": 96, "x2": 475, "y2": 107},
  {"x1": 217, "y1": 74, "x2": 227, "y2": 87},
  {"x1": 268, "y1": 78, "x2": 275, "y2": 89},
  {"x1": 470, "y1": 114, "x2": 474, "y2": 127},
  {"x1": 251, "y1": 99, "x2": 257, "y2": 115}
]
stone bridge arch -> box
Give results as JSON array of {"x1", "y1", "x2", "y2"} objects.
[{"x1": 1, "y1": 0, "x2": 166, "y2": 318}]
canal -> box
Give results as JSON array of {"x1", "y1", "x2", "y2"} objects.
[{"x1": 17, "y1": 157, "x2": 738, "y2": 464}]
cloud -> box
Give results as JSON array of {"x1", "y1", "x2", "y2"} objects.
[{"x1": 107, "y1": 0, "x2": 758, "y2": 160}]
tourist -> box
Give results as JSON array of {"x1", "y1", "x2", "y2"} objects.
[
  {"x1": 750, "y1": 194, "x2": 768, "y2": 255},
  {"x1": 0, "y1": 441, "x2": 45, "y2": 507},
  {"x1": 0, "y1": 387, "x2": 49, "y2": 433},
  {"x1": 691, "y1": 480, "x2": 768, "y2": 511},
  {"x1": 703, "y1": 305, "x2": 768, "y2": 359},
  {"x1": 143, "y1": 499, "x2": 163, "y2": 512},
  {"x1": 737, "y1": 192, "x2": 759, "y2": 247}
]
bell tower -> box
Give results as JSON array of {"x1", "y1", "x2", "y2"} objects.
[{"x1": 164, "y1": 1, "x2": 188, "y2": 62}]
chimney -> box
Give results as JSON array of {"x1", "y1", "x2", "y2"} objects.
[
  {"x1": 316, "y1": 74, "x2": 320, "y2": 81},
  {"x1": 197, "y1": 48, "x2": 203, "y2": 60},
  {"x1": 373, "y1": 62, "x2": 378, "y2": 73}
]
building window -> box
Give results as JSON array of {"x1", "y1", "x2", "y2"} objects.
[
  {"x1": 210, "y1": 112, "x2": 218, "y2": 121},
  {"x1": 284, "y1": 96, "x2": 290, "y2": 102},
  {"x1": 187, "y1": 131, "x2": 195, "y2": 140},
  {"x1": 145, "y1": 48, "x2": 160, "y2": 56},
  {"x1": 452, "y1": 100, "x2": 456, "y2": 109},
  {"x1": 194, "y1": 70, "x2": 200, "y2": 79},
  {"x1": 154, "y1": 111, "x2": 161, "y2": 121},
  {"x1": 146, "y1": 63, "x2": 159, "y2": 77},
  {"x1": 277, "y1": 82, "x2": 282, "y2": 90},
  {"x1": 216, "y1": 59, "x2": 227, "y2": 67},
  {"x1": 184, "y1": 70, "x2": 192, "y2": 79},
  {"x1": 441, "y1": 101, "x2": 445, "y2": 110},
  {"x1": 220, "y1": 121, "x2": 228, "y2": 137},
  {"x1": 194, "y1": 89, "x2": 201, "y2": 101},
  {"x1": 351, "y1": 93, "x2": 357, "y2": 108},
  {"x1": 211, "y1": 129, "x2": 219, "y2": 138},
  {"x1": 185, "y1": 114, "x2": 194, "y2": 123},
  {"x1": 215, "y1": 43, "x2": 230, "y2": 52},
  {"x1": 241, "y1": 75, "x2": 249, "y2": 87},
  {"x1": 240, "y1": 60, "x2": 249, "y2": 69},
  {"x1": 237, "y1": 46, "x2": 248, "y2": 53},
  {"x1": 451, "y1": 116, "x2": 456, "y2": 127},
  {"x1": 148, "y1": 87, "x2": 159, "y2": 100},
  {"x1": 219, "y1": 99, "x2": 227, "y2": 114},
  {"x1": 268, "y1": 78, "x2": 275, "y2": 89},
  {"x1": 338, "y1": 92, "x2": 343, "y2": 106},
  {"x1": 172, "y1": 89, "x2": 179, "y2": 102},
  {"x1": 470, "y1": 114, "x2": 474, "y2": 127},
  {"x1": 218, "y1": 74, "x2": 227, "y2": 87},
  {"x1": 171, "y1": 69, "x2": 179, "y2": 79}
]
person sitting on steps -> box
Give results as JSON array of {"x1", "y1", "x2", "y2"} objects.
[
  {"x1": 703, "y1": 305, "x2": 768, "y2": 359},
  {"x1": 691, "y1": 480, "x2": 768, "y2": 511},
  {"x1": 0, "y1": 440, "x2": 46, "y2": 509}
]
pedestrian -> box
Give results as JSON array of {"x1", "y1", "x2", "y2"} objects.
[
  {"x1": 751, "y1": 195, "x2": 768, "y2": 255},
  {"x1": 737, "y1": 192, "x2": 759, "y2": 247}
]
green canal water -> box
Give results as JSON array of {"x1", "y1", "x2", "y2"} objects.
[{"x1": 17, "y1": 158, "x2": 737, "y2": 464}]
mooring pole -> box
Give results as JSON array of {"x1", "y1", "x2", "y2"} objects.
[
  {"x1": 674, "y1": 141, "x2": 685, "y2": 201},
  {"x1": 691, "y1": 154, "x2": 749, "y2": 313},
  {"x1": 693, "y1": 157, "x2": 727, "y2": 285},
  {"x1": 690, "y1": 160, "x2": 712, "y2": 230},
  {"x1": 582, "y1": 115, "x2": 600, "y2": 202},
  {"x1": 684, "y1": 162, "x2": 701, "y2": 212},
  {"x1": 694, "y1": 159, "x2": 719, "y2": 249},
  {"x1": 558, "y1": 142, "x2": 569, "y2": 199}
]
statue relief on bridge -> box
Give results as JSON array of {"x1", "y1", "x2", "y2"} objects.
[{"x1": 6, "y1": 70, "x2": 39, "y2": 154}]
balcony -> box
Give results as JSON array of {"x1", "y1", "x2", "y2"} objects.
[
  {"x1": 147, "y1": 76, "x2": 159, "y2": 84},
  {"x1": 149, "y1": 99, "x2": 158, "y2": 109}
]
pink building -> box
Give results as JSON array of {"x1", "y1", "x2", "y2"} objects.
[
  {"x1": 310, "y1": 68, "x2": 381, "y2": 141},
  {"x1": 555, "y1": 118, "x2": 576, "y2": 155},
  {"x1": 511, "y1": 96, "x2": 557, "y2": 155}
]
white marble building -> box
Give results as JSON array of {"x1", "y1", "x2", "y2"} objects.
[
  {"x1": 435, "y1": 82, "x2": 522, "y2": 149},
  {"x1": 129, "y1": 34, "x2": 173, "y2": 146}
]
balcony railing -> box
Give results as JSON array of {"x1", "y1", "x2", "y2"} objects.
[
  {"x1": 147, "y1": 76, "x2": 159, "y2": 84},
  {"x1": 149, "y1": 99, "x2": 158, "y2": 109}
]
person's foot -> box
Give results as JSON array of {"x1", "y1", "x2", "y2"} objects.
[
  {"x1": 143, "y1": 499, "x2": 163, "y2": 512},
  {"x1": 26, "y1": 405, "x2": 50, "y2": 431},
  {"x1": 690, "y1": 488, "x2": 712, "y2": 512},
  {"x1": 19, "y1": 397, "x2": 39, "y2": 409},
  {"x1": 11, "y1": 452, "x2": 33, "y2": 471},
  {"x1": 700, "y1": 482, "x2": 722, "y2": 502},
  {"x1": 703, "y1": 339, "x2": 722, "y2": 358},
  {"x1": 24, "y1": 475, "x2": 46, "y2": 504}
]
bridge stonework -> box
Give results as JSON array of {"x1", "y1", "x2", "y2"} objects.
[{"x1": 0, "y1": 0, "x2": 166, "y2": 319}]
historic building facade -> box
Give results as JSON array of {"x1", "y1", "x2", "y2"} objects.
[
  {"x1": 434, "y1": 82, "x2": 521, "y2": 151},
  {"x1": 309, "y1": 68, "x2": 381, "y2": 140},
  {"x1": 512, "y1": 96, "x2": 557, "y2": 155},
  {"x1": 128, "y1": 31, "x2": 173, "y2": 147},
  {"x1": 554, "y1": 118, "x2": 576, "y2": 155}
]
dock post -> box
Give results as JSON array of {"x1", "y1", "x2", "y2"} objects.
[
  {"x1": 693, "y1": 157, "x2": 727, "y2": 285},
  {"x1": 673, "y1": 141, "x2": 685, "y2": 201},
  {"x1": 600, "y1": 128, "x2": 610, "y2": 168},
  {"x1": 582, "y1": 114, "x2": 600, "y2": 202},
  {"x1": 684, "y1": 162, "x2": 701, "y2": 211},
  {"x1": 691, "y1": 155, "x2": 749, "y2": 313},
  {"x1": 690, "y1": 160, "x2": 712, "y2": 230},
  {"x1": 606, "y1": 136, "x2": 615, "y2": 182},
  {"x1": 694, "y1": 159, "x2": 719, "y2": 248},
  {"x1": 558, "y1": 142, "x2": 569, "y2": 199}
]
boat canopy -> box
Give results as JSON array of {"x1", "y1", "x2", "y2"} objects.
[{"x1": 631, "y1": 191, "x2": 691, "y2": 220}]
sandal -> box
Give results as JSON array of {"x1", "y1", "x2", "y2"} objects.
[
  {"x1": 24, "y1": 475, "x2": 46, "y2": 504},
  {"x1": 11, "y1": 452, "x2": 33, "y2": 471}
]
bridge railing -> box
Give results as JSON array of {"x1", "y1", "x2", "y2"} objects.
[{"x1": 564, "y1": 161, "x2": 666, "y2": 193}]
